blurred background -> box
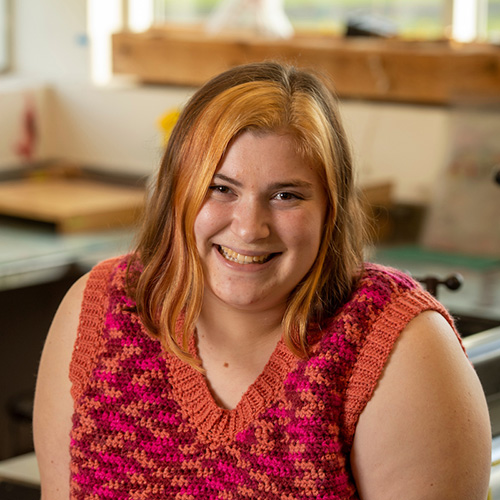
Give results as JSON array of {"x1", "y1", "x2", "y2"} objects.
[{"x1": 0, "y1": 0, "x2": 499, "y2": 497}]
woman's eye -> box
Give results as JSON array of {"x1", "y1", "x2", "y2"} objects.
[
  {"x1": 274, "y1": 192, "x2": 300, "y2": 201},
  {"x1": 209, "y1": 185, "x2": 231, "y2": 194}
]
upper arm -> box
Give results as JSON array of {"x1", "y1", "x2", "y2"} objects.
[
  {"x1": 33, "y1": 273, "x2": 89, "y2": 500},
  {"x1": 351, "y1": 310, "x2": 492, "y2": 500}
]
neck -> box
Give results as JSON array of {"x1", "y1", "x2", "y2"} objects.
[
  {"x1": 196, "y1": 293, "x2": 285, "y2": 361},
  {"x1": 194, "y1": 292, "x2": 287, "y2": 410}
]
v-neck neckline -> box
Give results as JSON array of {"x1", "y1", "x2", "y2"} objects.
[{"x1": 166, "y1": 333, "x2": 298, "y2": 444}]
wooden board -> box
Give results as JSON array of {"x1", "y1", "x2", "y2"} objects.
[
  {"x1": 112, "y1": 28, "x2": 500, "y2": 104},
  {"x1": 0, "y1": 178, "x2": 145, "y2": 233}
]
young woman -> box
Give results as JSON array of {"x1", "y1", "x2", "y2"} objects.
[{"x1": 34, "y1": 62, "x2": 491, "y2": 499}]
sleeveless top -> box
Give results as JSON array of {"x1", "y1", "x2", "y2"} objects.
[{"x1": 69, "y1": 255, "x2": 456, "y2": 499}]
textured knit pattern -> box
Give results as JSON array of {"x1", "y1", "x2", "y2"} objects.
[{"x1": 69, "y1": 256, "x2": 456, "y2": 499}]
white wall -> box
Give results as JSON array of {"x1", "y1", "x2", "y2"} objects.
[
  {"x1": 12, "y1": 0, "x2": 89, "y2": 82},
  {"x1": 43, "y1": 83, "x2": 193, "y2": 174},
  {"x1": 0, "y1": 0, "x2": 90, "y2": 171},
  {"x1": 1, "y1": 0, "x2": 453, "y2": 203},
  {"x1": 342, "y1": 101, "x2": 451, "y2": 202}
]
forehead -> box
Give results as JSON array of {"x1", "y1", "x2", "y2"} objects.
[{"x1": 216, "y1": 131, "x2": 321, "y2": 184}]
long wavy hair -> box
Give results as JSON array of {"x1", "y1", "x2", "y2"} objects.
[{"x1": 131, "y1": 61, "x2": 367, "y2": 368}]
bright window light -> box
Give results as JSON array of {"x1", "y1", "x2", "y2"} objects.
[
  {"x1": 453, "y1": 0, "x2": 478, "y2": 41},
  {"x1": 129, "y1": 0, "x2": 154, "y2": 32},
  {"x1": 88, "y1": 0, "x2": 154, "y2": 84},
  {"x1": 87, "y1": 0, "x2": 122, "y2": 84}
]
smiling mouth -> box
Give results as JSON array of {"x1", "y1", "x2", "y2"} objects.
[{"x1": 217, "y1": 245, "x2": 277, "y2": 264}]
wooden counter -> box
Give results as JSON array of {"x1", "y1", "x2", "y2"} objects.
[{"x1": 0, "y1": 177, "x2": 144, "y2": 234}]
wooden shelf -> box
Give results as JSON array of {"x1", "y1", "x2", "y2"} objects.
[{"x1": 112, "y1": 27, "x2": 500, "y2": 105}]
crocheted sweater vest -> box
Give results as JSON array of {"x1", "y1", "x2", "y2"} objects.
[{"x1": 69, "y1": 255, "x2": 452, "y2": 499}]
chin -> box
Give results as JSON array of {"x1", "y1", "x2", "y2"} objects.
[{"x1": 209, "y1": 286, "x2": 286, "y2": 311}]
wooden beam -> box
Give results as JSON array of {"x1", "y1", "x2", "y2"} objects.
[{"x1": 112, "y1": 28, "x2": 500, "y2": 105}]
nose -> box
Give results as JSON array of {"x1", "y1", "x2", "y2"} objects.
[{"x1": 231, "y1": 197, "x2": 271, "y2": 243}]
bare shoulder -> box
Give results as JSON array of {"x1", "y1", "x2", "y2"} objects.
[
  {"x1": 33, "y1": 273, "x2": 90, "y2": 500},
  {"x1": 351, "y1": 310, "x2": 492, "y2": 500}
]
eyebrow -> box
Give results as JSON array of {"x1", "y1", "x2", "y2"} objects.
[
  {"x1": 213, "y1": 173, "x2": 314, "y2": 191},
  {"x1": 213, "y1": 173, "x2": 243, "y2": 188}
]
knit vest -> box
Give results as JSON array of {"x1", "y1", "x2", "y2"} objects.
[{"x1": 69, "y1": 255, "x2": 452, "y2": 499}]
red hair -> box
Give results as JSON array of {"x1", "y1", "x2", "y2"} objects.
[{"x1": 131, "y1": 62, "x2": 367, "y2": 367}]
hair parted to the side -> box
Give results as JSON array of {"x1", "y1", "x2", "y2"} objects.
[{"x1": 131, "y1": 61, "x2": 368, "y2": 368}]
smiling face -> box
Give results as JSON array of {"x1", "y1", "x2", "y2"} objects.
[{"x1": 194, "y1": 131, "x2": 328, "y2": 314}]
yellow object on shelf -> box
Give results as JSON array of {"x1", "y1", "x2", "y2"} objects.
[{"x1": 158, "y1": 107, "x2": 181, "y2": 146}]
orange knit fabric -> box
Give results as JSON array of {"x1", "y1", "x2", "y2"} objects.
[
  {"x1": 69, "y1": 257, "x2": 115, "y2": 404},
  {"x1": 69, "y1": 255, "x2": 459, "y2": 499}
]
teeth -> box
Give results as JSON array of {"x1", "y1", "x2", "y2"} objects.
[{"x1": 218, "y1": 245, "x2": 270, "y2": 264}]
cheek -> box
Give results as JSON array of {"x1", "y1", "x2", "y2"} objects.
[
  {"x1": 193, "y1": 206, "x2": 210, "y2": 249},
  {"x1": 194, "y1": 202, "x2": 225, "y2": 248},
  {"x1": 309, "y1": 205, "x2": 327, "y2": 254},
  {"x1": 279, "y1": 211, "x2": 324, "y2": 260},
  {"x1": 297, "y1": 220, "x2": 325, "y2": 277}
]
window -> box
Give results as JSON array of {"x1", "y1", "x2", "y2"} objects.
[
  {"x1": 151, "y1": 0, "x2": 449, "y2": 39},
  {"x1": 285, "y1": 0, "x2": 448, "y2": 39},
  {"x1": 149, "y1": 0, "x2": 500, "y2": 41},
  {"x1": 0, "y1": 0, "x2": 9, "y2": 73},
  {"x1": 488, "y1": 0, "x2": 500, "y2": 41},
  {"x1": 152, "y1": 0, "x2": 216, "y2": 24}
]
